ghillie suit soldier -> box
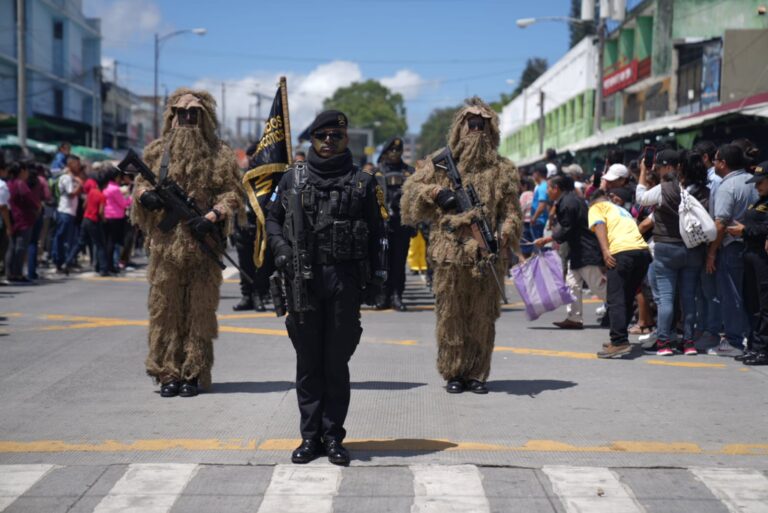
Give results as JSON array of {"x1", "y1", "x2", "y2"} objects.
[
  {"x1": 375, "y1": 136, "x2": 415, "y2": 311},
  {"x1": 401, "y1": 97, "x2": 522, "y2": 394},
  {"x1": 131, "y1": 88, "x2": 244, "y2": 397},
  {"x1": 267, "y1": 110, "x2": 387, "y2": 465}
]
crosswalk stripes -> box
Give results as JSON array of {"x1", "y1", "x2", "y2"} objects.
[
  {"x1": 411, "y1": 465, "x2": 490, "y2": 513},
  {"x1": 543, "y1": 466, "x2": 645, "y2": 513},
  {"x1": 691, "y1": 468, "x2": 768, "y2": 513},
  {"x1": 0, "y1": 463, "x2": 766, "y2": 512},
  {"x1": 0, "y1": 465, "x2": 56, "y2": 511},
  {"x1": 92, "y1": 463, "x2": 198, "y2": 513},
  {"x1": 256, "y1": 465, "x2": 342, "y2": 513}
]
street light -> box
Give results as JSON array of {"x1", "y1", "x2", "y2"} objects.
[
  {"x1": 515, "y1": 16, "x2": 606, "y2": 134},
  {"x1": 153, "y1": 28, "x2": 207, "y2": 139}
]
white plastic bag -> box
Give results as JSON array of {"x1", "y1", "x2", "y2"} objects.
[{"x1": 679, "y1": 188, "x2": 716, "y2": 248}]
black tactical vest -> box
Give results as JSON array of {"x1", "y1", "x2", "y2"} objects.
[{"x1": 283, "y1": 162, "x2": 371, "y2": 265}]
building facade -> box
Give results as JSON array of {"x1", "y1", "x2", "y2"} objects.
[{"x1": 0, "y1": 0, "x2": 101, "y2": 146}]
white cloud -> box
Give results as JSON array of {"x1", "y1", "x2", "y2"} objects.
[
  {"x1": 194, "y1": 61, "x2": 363, "y2": 142},
  {"x1": 193, "y1": 62, "x2": 431, "y2": 142},
  {"x1": 380, "y1": 69, "x2": 430, "y2": 100},
  {"x1": 84, "y1": 0, "x2": 163, "y2": 47}
]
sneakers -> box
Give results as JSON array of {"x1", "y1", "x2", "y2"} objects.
[
  {"x1": 695, "y1": 332, "x2": 720, "y2": 352},
  {"x1": 638, "y1": 329, "x2": 657, "y2": 343},
  {"x1": 706, "y1": 339, "x2": 744, "y2": 357},
  {"x1": 656, "y1": 340, "x2": 674, "y2": 356},
  {"x1": 597, "y1": 343, "x2": 632, "y2": 359},
  {"x1": 682, "y1": 340, "x2": 697, "y2": 356}
]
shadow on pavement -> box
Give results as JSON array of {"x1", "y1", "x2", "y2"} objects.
[
  {"x1": 347, "y1": 438, "x2": 458, "y2": 460},
  {"x1": 210, "y1": 380, "x2": 427, "y2": 394},
  {"x1": 489, "y1": 379, "x2": 577, "y2": 396},
  {"x1": 352, "y1": 381, "x2": 426, "y2": 390}
]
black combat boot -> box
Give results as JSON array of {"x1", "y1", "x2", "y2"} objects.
[
  {"x1": 179, "y1": 377, "x2": 199, "y2": 397},
  {"x1": 233, "y1": 295, "x2": 254, "y2": 311},
  {"x1": 391, "y1": 294, "x2": 407, "y2": 311},
  {"x1": 253, "y1": 293, "x2": 266, "y2": 312},
  {"x1": 324, "y1": 439, "x2": 350, "y2": 466},
  {"x1": 291, "y1": 439, "x2": 323, "y2": 464},
  {"x1": 160, "y1": 380, "x2": 181, "y2": 398}
]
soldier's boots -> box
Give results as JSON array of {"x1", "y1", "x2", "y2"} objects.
[
  {"x1": 233, "y1": 295, "x2": 254, "y2": 311},
  {"x1": 179, "y1": 378, "x2": 199, "y2": 397},
  {"x1": 391, "y1": 294, "x2": 407, "y2": 312},
  {"x1": 254, "y1": 294, "x2": 266, "y2": 312},
  {"x1": 324, "y1": 439, "x2": 351, "y2": 466},
  {"x1": 375, "y1": 292, "x2": 391, "y2": 310},
  {"x1": 291, "y1": 439, "x2": 323, "y2": 464}
]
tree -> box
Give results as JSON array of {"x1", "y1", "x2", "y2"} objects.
[
  {"x1": 569, "y1": 0, "x2": 596, "y2": 48},
  {"x1": 322, "y1": 80, "x2": 407, "y2": 144},
  {"x1": 418, "y1": 106, "x2": 460, "y2": 157},
  {"x1": 490, "y1": 57, "x2": 549, "y2": 112}
]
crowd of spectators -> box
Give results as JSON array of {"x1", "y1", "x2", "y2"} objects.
[
  {"x1": 522, "y1": 140, "x2": 768, "y2": 366},
  {"x1": 0, "y1": 142, "x2": 138, "y2": 285}
]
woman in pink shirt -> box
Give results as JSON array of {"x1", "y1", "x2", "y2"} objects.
[{"x1": 102, "y1": 168, "x2": 132, "y2": 273}]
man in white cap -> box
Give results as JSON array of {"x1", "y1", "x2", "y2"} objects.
[{"x1": 601, "y1": 163, "x2": 630, "y2": 192}]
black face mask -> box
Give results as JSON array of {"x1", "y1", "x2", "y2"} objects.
[{"x1": 174, "y1": 108, "x2": 200, "y2": 127}]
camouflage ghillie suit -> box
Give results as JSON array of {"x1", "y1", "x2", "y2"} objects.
[
  {"x1": 131, "y1": 88, "x2": 244, "y2": 390},
  {"x1": 401, "y1": 98, "x2": 522, "y2": 382}
]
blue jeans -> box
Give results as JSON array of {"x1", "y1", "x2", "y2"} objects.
[
  {"x1": 531, "y1": 222, "x2": 546, "y2": 240},
  {"x1": 716, "y1": 242, "x2": 749, "y2": 347},
  {"x1": 52, "y1": 212, "x2": 76, "y2": 267},
  {"x1": 653, "y1": 242, "x2": 704, "y2": 342}
]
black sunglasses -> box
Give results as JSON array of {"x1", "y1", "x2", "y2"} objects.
[{"x1": 312, "y1": 130, "x2": 345, "y2": 142}]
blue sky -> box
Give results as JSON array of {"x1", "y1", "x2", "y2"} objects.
[{"x1": 85, "y1": 0, "x2": 579, "y2": 136}]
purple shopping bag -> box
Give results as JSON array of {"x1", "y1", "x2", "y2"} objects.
[{"x1": 511, "y1": 250, "x2": 575, "y2": 321}]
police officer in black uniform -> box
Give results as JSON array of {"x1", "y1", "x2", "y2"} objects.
[
  {"x1": 375, "y1": 136, "x2": 414, "y2": 311},
  {"x1": 232, "y1": 197, "x2": 267, "y2": 311},
  {"x1": 266, "y1": 110, "x2": 388, "y2": 465},
  {"x1": 728, "y1": 160, "x2": 768, "y2": 366}
]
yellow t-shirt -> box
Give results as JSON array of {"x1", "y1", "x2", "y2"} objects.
[{"x1": 588, "y1": 200, "x2": 648, "y2": 255}]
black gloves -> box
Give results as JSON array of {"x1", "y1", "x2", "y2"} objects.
[
  {"x1": 186, "y1": 216, "x2": 215, "y2": 238},
  {"x1": 139, "y1": 190, "x2": 165, "y2": 211},
  {"x1": 274, "y1": 243, "x2": 293, "y2": 270},
  {"x1": 436, "y1": 188, "x2": 458, "y2": 211}
]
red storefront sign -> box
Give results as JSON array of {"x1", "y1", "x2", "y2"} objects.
[{"x1": 603, "y1": 60, "x2": 639, "y2": 96}]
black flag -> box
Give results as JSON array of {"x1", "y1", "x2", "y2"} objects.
[{"x1": 242, "y1": 77, "x2": 293, "y2": 267}]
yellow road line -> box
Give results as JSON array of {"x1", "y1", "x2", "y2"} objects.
[
  {"x1": 1, "y1": 438, "x2": 765, "y2": 456},
  {"x1": 217, "y1": 313, "x2": 276, "y2": 320},
  {"x1": 219, "y1": 326, "x2": 288, "y2": 336},
  {"x1": 645, "y1": 360, "x2": 727, "y2": 369},
  {"x1": 495, "y1": 346, "x2": 597, "y2": 360},
  {"x1": 0, "y1": 312, "x2": 23, "y2": 318}
]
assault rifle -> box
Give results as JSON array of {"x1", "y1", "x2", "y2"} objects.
[
  {"x1": 269, "y1": 171, "x2": 313, "y2": 323},
  {"x1": 432, "y1": 147, "x2": 508, "y2": 303},
  {"x1": 117, "y1": 149, "x2": 253, "y2": 283}
]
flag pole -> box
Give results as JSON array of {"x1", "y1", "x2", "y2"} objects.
[{"x1": 280, "y1": 76, "x2": 293, "y2": 165}]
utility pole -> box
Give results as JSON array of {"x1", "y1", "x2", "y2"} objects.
[
  {"x1": 91, "y1": 66, "x2": 101, "y2": 149},
  {"x1": 16, "y1": 0, "x2": 27, "y2": 153},
  {"x1": 538, "y1": 90, "x2": 545, "y2": 155},
  {"x1": 112, "y1": 61, "x2": 118, "y2": 149},
  {"x1": 594, "y1": 17, "x2": 606, "y2": 134},
  {"x1": 153, "y1": 33, "x2": 159, "y2": 139},
  {"x1": 221, "y1": 82, "x2": 226, "y2": 140}
]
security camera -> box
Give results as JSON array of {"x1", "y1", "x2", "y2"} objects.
[{"x1": 759, "y1": 5, "x2": 767, "y2": 15}]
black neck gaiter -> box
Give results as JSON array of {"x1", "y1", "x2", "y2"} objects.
[{"x1": 307, "y1": 147, "x2": 354, "y2": 176}]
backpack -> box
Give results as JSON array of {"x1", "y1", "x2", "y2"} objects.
[{"x1": 679, "y1": 188, "x2": 716, "y2": 248}]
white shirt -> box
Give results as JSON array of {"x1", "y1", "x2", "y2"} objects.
[
  {"x1": 57, "y1": 173, "x2": 79, "y2": 216},
  {"x1": 0, "y1": 178, "x2": 9, "y2": 207}
]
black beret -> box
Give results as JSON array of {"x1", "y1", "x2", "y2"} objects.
[
  {"x1": 377, "y1": 136, "x2": 404, "y2": 163},
  {"x1": 308, "y1": 110, "x2": 348, "y2": 134}
]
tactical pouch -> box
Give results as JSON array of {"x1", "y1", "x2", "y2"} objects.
[
  {"x1": 352, "y1": 220, "x2": 369, "y2": 260},
  {"x1": 331, "y1": 220, "x2": 353, "y2": 261},
  {"x1": 349, "y1": 188, "x2": 364, "y2": 218}
]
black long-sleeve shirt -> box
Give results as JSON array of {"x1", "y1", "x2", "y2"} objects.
[
  {"x1": 744, "y1": 195, "x2": 768, "y2": 252},
  {"x1": 551, "y1": 191, "x2": 603, "y2": 269}
]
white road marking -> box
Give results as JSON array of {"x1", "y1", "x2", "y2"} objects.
[
  {"x1": 256, "y1": 464, "x2": 342, "y2": 513},
  {"x1": 691, "y1": 468, "x2": 768, "y2": 513},
  {"x1": 410, "y1": 464, "x2": 490, "y2": 513},
  {"x1": 543, "y1": 466, "x2": 645, "y2": 513},
  {"x1": 93, "y1": 463, "x2": 198, "y2": 513},
  {"x1": 0, "y1": 464, "x2": 56, "y2": 511}
]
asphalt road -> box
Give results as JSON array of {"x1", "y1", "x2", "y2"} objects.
[{"x1": 1, "y1": 258, "x2": 767, "y2": 512}]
